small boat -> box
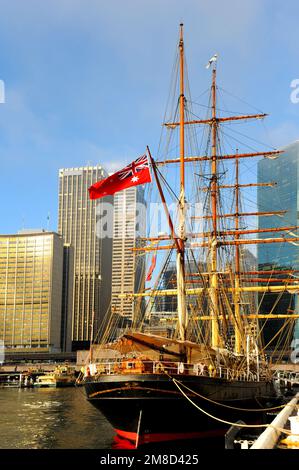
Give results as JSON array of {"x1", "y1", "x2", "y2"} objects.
[
  {"x1": 0, "y1": 374, "x2": 21, "y2": 388},
  {"x1": 34, "y1": 365, "x2": 76, "y2": 388}
]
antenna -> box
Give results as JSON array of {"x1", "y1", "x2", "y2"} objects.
[{"x1": 47, "y1": 212, "x2": 50, "y2": 231}]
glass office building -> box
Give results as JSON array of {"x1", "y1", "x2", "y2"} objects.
[
  {"x1": 257, "y1": 141, "x2": 299, "y2": 347},
  {"x1": 0, "y1": 231, "x2": 63, "y2": 352},
  {"x1": 58, "y1": 166, "x2": 113, "y2": 349}
]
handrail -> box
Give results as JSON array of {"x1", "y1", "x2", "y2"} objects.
[{"x1": 81, "y1": 359, "x2": 263, "y2": 382}]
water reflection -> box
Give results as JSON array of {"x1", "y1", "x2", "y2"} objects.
[{"x1": 0, "y1": 387, "x2": 114, "y2": 449}]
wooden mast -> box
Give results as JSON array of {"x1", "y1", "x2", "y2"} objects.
[
  {"x1": 210, "y1": 64, "x2": 221, "y2": 348},
  {"x1": 118, "y1": 29, "x2": 299, "y2": 362},
  {"x1": 234, "y1": 153, "x2": 243, "y2": 354},
  {"x1": 177, "y1": 23, "x2": 188, "y2": 353}
]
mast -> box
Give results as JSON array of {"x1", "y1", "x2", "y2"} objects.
[
  {"x1": 120, "y1": 29, "x2": 299, "y2": 364},
  {"x1": 176, "y1": 23, "x2": 188, "y2": 351},
  {"x1": 234, "y1": 153, "x2": 242, "y2": 354},
  {"x1": 210, "y1": 65, "x2": 221, "y2": 348}
]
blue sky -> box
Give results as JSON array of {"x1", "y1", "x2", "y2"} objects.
[{"x1": 1, "y1": 0, "x2": 299, "y2": 234}]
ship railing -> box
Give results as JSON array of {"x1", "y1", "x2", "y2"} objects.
[
  {"x1": 87, "y1": 360, "x2": 258, "y2": 381},
  {"x1": 90, "y1": 360, "x2": 197, "y2": 376},
  {"x1": 217, "y1": 367, "x2": 258, "y2": 382}
]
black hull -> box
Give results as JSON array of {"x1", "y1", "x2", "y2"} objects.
[{"x1": 84, "y1": 373, "x2": 278, "y2": 447}]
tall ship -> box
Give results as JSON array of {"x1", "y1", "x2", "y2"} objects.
[{"x1": 80, "y1": 25, "x2": 299, "y2": 448}]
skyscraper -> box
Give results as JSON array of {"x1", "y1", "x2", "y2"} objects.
[
  {"x1": 0, "y1": 231, "x2": 63, "y2": 352},
  {"x1": 58, "y1": 166, "x2": 113, "y2": 350},
  {"x1": 60, "y1": 243, "x2": 74, "y2": 352},
  {"x1": 257, "y1": 141, "x2": 299, "y2": 347},
  {"x1": 111, "y1": 187, "x2": 145, "y2": 322}
]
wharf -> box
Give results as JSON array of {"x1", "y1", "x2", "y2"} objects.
[
  {"x1": 250, "y1": 392, "x2": 299, "y2": 449},
  {"x1": 0, "y1": 362, "x2": 80, "y2": 374},
  {"x1": 0, "y1": 363, "x2": 79, "y2": 388}
]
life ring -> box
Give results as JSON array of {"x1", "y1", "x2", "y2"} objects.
[
  {"x1": 156, "y1": 362, "x2": 165, "y2": 373},
  {"x1": 178, "y1": 362, "x2": 184, "y2": 374}
]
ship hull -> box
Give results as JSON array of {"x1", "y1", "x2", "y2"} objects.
[{"x1": 84, "y1": 373, "x2": 278, "y2": 447}]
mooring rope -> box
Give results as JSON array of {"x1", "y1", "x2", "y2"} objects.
[
  {"x1": 170, "y1": 375, "x2": 288, "y2": 412},
  {"x1": 171, "y1": 375, "x2": 299, "y2": 437}
]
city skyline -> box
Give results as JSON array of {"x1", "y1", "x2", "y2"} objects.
[{"x1": 1, "y1": 1, "x2": 299, "y2": 235}]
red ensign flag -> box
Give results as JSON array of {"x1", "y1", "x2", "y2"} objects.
[{"x1": 88, "y1": 154, "x2": 152, "y2": 200}]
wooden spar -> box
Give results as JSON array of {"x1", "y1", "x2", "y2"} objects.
[
  {"x1": 193, "y1": 210, "x2": 287, "y2": 219},
  {"x1": 141, "y1": 226, "x2": 299, "y2": 241},
  {"x1": 159, "y1": 315, "x2": 299, "y2": 321},
  {"x1": 247, "y1": 270, "x2": 299, "y2": 275},
  {"x1": 189, "y1": 237, "x2": 299, "y2": 249},
  {"x1": 191, "y1": 315, "x2": 299, "y2": 320},
  {"x1": 210, "y1": 64, "x2": 221, "y2": 348},
  {"x1": 185, "y1": 269, "x2": 299, "y2": 276},
  {"x1": 234, "y1": 278, "x2": 299, "y2": 283},
  {"x1": 118, "y1": 284, "x2": 299, "y2": 299},
  {"x1": 146, "y1": 146, "x2": 181, "y2": 253},
  {"x1": 210, "y1": 226, "x2": 298, "y2": 236},
  {"x1": 169, "y1": 277, "x2": 299, "y2": 284},
  {"x1": 132, "y1": 236, "x2": 299, "y2": 252},
  {"x1": 200, "y1": 182, "x2": 276, "y2": 190},
  {"x1": 234, "y1": 154, "x2": 242, "y2": 354},
  {"x1": 156, "y1": 150, "x2": 281, "y2": 166},
  {"x1": 133, "y1": 244, "x2": 175, "y2": 252},
  {"x1": 176, "y1": 23, "x2": 187, "y2": 351},
  {"x1": 155, "y1": 315, "x2": 299, "y2": 322},
  {"x1": 190, "y1": 270, "x2": 299, "y2": 276},
  {"x1": 218, "y1": 237, "x2": 299, "y2": 246},
  {"x1": 164, "y1": 113, "x2": 268, "y2": 127}
]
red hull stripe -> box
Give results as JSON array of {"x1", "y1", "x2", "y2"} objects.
[{"x1": 115, "y1": 428, "x2": 223, "y2": 445}]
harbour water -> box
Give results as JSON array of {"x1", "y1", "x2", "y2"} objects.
[
  {"x1": 0, "y1": 386, "x2": 225, "y2": 450},
  {"x1": 1, "y1": 387, "x2": 297, "y2": 469},
  {"x1": 0, "y1": 387, "x2": 115, "y2": 449}
]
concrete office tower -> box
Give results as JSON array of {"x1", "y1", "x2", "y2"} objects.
[
  {"x1": 258, "y1": 141, "x2": 299, "y2": 347},
  {"x1": 58, "y1": 166, "x2": 113, "y2": 350},
  {"x1": 0, "y1": 231, "x2": 63, "y2": 352},
  {"x1": 111, "y1": 187, "x2": 145, "y2": 323}
]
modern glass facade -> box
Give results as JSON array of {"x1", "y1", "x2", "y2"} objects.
[
  {"x1": 58, "y1": 166, "x2": 113, "y2": 348},
  {"x1": 257, "y1": 141, "x2": 299, "y2": 347},
  {"x1": 0, "y1": 232, "x2": 63, "y2": 352},
  {"x1": 111, "y1": 187, "x2": 145, "y2": 320}
]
